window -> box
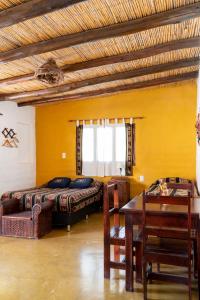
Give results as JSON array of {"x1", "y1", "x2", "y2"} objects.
[
  {"x1": 82, "y1": 127, "x2": 94, "y2": 162},
  {"x1": 76, "y1": 122, "x2": 135, "y2": 177},
  {"x1": 82, "y1": 124, "x2": 126, "y2": 176}
]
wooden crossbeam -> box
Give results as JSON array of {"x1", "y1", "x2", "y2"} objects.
[
  {"x1": 62, "y1": 37, "x2": 200, "y2": 73},
  {"x1": 0, "y1": 73, "x2": 33, "y2": 87},
  {"x1": 2, "y1": 56, "x2": 199, "y2": 101},
  {"x1": 0, "y1": 0, "x2": 86, "y2": 29},
  {"x1": 0, "y1": 37, "x2": 199, "y2": 87},
  {"x1": 0, "y1": 3, "x2": 199, "y2": 64},
  {"x1": 18, "y1": 71, "x2": 199, "y2": 106}
]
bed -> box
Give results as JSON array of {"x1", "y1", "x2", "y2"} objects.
[{"x1": 1, "y1": 179, "x2": 103, "y2": 229}]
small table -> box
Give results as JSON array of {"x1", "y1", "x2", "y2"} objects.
[{"x1": 120, "y1": 194, "x2": 200, "y2": 294}]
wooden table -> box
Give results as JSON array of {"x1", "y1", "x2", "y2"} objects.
[{"x1": 120, "y1": 194, "x2": 200, "y2": 294}]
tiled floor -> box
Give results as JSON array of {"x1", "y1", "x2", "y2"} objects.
[{"x1": 0, "y1": 212, "x2": 198, "y2": 300}]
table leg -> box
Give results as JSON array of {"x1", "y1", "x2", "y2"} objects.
[
  {"x1": 193, "y1": 239, "x2": 197, "y2": 278},
  {"x1": 125, "y1": 214, "x2": 134, "y2": 292},
  {"x1": 135, "y1": 241, "x2": 142, "y2": 283}
]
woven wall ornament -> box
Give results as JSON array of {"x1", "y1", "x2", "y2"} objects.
[
  {"x1": 35, "y1": 58, "x2": 64, "y2": 85},
  {"x1": 1, "y1": 128, "x2": 19, "y2": 148},
  {"x1": 196, "y1": 113, "x2": 200, "y2": 145}
]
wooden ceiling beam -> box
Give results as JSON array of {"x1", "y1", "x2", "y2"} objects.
[
  {"x1": 0, "y1": 3, "x2": 199, "y2": 64},
  {"x1": 0, "y1": 73, "x2": 33, "y2": 87},
  {"x1": 1, "y1": 56, "x2": 199, "y2": 101},
  {"x1": 62, "y1": 37, "x2": 200, "y2": 73},
  {"x1": 17, "y1": 71, "x2": 199, "y2": 106},
  {"x1": 0, "y1": 0, "x2": 86, "y2": 29},
  {"x1": 0, "y1": 37, "x2": 199, "y2": 88}
]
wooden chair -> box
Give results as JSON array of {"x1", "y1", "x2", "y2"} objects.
[
  {"x1": 104, "y1": 183, "x2": 142, "y2": 283},
  {"x1": 166, "y1": 182, "x2": 195, "y2": 192},
  {"x1": 142, "y1": 190, "x2": 193, "y2": 300},
  {"x1": 166, "y1": 182, "x2": 197, "y2": 277}
]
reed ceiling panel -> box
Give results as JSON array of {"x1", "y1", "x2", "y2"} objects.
[
  {"x1": 0, "y1": 0, "x2": 198, "y2": 48},
  {"x1": 0, "y1": 0, "x2": 28, "y2": 10},
  {"x1": 0, "y1": 47, "x2": 199, "y2": 95},
  {"x1": 0, "y1": 18, "x2": 199, "y2": 82},
  {"x1": 0, "y1": 0, "x2": 199, "y2": 104}
]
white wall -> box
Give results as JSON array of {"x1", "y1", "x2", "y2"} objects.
[
  {"x1": 197, "y1": 77, "x2": 200, "y2": 192},
  {"x1": 0, "y1": 101, "x2": 35, "y2": 196}
]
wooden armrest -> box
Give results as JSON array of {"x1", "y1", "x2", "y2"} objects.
[
  {"x1": 0, "y1": 198, "x2": 20, "y2": 215},
  {"x1": 32, "y1": 201, "x2": 53, "y2": 219}
]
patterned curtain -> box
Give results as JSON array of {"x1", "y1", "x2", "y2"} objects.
[
  {"x1": 125, "y1": 123, "x2": 135, "y2": 176},
  {"x1": 76, "y1": 125, "x2": 83, "y2": 175}
]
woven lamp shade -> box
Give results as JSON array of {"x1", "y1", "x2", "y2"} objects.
[{"x1": 35, "y1": 58, "x2": 64, "y2": 84}]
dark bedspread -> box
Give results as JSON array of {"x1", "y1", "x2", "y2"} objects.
[{"x1": 1, "y1": 180, "x2": 103, "y2": 213}]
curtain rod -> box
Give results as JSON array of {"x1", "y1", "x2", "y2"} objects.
[{"x1": 68, "y1": 116, "x2": 144, "y2": 122}]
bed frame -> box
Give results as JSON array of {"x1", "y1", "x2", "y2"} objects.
[{"x1": 52, "y1": 199, "x2": 102, "y2": 231}]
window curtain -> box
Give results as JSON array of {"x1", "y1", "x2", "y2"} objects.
[
  {"x1": 125, "y1": 123, "x2": 135, "y2": 176},
  {"x1": 76, "y1": 125, "x2": 83, "y2": 175}
]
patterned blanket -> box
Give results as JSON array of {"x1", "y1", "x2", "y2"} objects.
[
  {"x1": 1, "y1": 180, "x2": 103, "y2": 213},
  {"x1": 147, "y1": 177, "x2": 192, "y2": 197}
]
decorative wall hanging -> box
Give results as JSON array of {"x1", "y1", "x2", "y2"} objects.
[
  {"x1": 196, "y1": 113, "x2": 200, "y2": 145},
  {"x1": 1, "y1": 128, "x2": 19, "y2": 148},
  {"x1": 35, "y1": 58, "x2": 64, "y2": 85}
]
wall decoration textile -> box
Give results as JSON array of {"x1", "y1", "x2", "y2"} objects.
[{"x1": 1, "y1": 128, "x2": 19, "y2": 148}]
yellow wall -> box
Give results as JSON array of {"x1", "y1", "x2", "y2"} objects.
[{"x1": 36, "y1": 81, "x2": 197, "y2": 197}]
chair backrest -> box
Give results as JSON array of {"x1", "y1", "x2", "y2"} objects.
[
  {"x1": 166, "y1": 182, "x2": 194, "y2": 194},
  {"x1": 103, "y1": 183, "x2": 120, "y2": 239},
  {"x1": 142, "y1": 190, "x2": 192, "y2": 244}
]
